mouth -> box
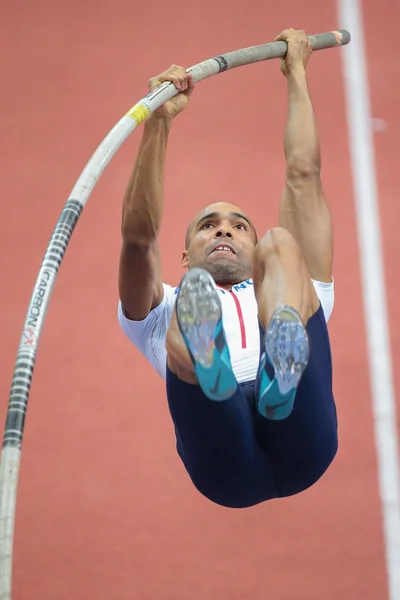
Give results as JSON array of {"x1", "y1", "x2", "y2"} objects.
[{"x1": 210, "y1": 243, "x2": 236, "y2": 255}]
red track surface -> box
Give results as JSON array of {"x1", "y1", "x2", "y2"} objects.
[{"x1": 1, "y1": 1, "x2": 398, "y2": 598}]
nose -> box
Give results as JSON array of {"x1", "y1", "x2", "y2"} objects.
[{"x1": 215, "y1": 227, "x2": 233, "y2": 239}]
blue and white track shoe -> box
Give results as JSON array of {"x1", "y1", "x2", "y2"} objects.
[
  {"x1": 176, "y1": 268, "x2": 237, "y2": 401},
  {"x1": 257, "y1": 305, "x2": 310, "y2": 420}
]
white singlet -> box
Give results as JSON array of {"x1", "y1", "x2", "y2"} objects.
[{"x1": 118, "y1": 278, "x2": 334, "y2": 384}]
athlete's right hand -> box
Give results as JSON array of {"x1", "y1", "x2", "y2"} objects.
[{"x1": 149, "y1": 65, "x2": 195, "y2": 119}]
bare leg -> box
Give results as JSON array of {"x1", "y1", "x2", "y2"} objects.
[
  {"x1": 166, "y1": 309, "x2": 198, "y2": 385},
  {"x1": 252, "y1": 227, "x2": 321, "y2": 419},
  {"x1": 252, "y1": 227, "x2": 320, "y2": 328},
  {"x1": 166, "y1": 268, "x2": 237, "y2": 400}
]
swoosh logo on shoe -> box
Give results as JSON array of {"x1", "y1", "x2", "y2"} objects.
[{"x1": 265, "y1": 398, "x2": 292, "y2": 419}]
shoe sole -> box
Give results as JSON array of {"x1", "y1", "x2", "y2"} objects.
[
  {"x1": 265, "y1": 306, "x2": 310, "y2": 396},
  {"x1": 176, "y1": 268, "x2": 237, "y2": 401}
]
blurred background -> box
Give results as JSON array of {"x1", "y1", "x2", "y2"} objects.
[{"x1": 1, "y1": 0, "x2": 399, "y2": 598}]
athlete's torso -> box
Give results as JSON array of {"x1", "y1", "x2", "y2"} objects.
[{"x1": 203, "y1": 279, "x2": 261, "y2": 382}]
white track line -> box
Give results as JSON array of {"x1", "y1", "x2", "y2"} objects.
[{"x1": 337, "y1": 0, "x2": 400, "y2": 597}]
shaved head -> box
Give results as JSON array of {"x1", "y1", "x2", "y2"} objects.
[
  {"x1": 182, "y1": 202, "x2": 258, "y2": 286},
  {"x1": 185, "y1": 202, "x2": 258, "y2": 249}
]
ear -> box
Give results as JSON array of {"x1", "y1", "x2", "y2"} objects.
[{"x1": 181, "y1": 250, "x2": 189, "y2": 269}]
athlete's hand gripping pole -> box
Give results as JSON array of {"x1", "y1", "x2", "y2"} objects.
[{"x1": 127, "y1": 30, "x2": 350, "y2": 126}]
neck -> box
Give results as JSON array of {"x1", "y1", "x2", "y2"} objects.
[{"x1": 215, "y1": 277, "x2": 250, "y2": 290}]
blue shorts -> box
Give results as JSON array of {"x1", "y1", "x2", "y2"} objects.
[{"x1": 166, "y1": 304, "x2": 338, "y2": 509}]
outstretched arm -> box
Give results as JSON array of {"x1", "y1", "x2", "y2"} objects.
[
  {"x1": 119, "y1": 66, "x2": 194, "y2": 320},
  {"x1": 277, "y1": 29, "x2": 333, "y2": 283}
]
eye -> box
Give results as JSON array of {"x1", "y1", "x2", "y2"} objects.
[
  {"x1": 201, "y1": 222, "x2": 214, "y2": 229},
  {"x1": 235, "y1": 223, "x2": 247, "y2": 230}
]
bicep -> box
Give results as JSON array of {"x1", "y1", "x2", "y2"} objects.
[
  {"x1": 118, "y1": 240, "x2": 164, "y2": 320},
  {"x1": 278, "y1": 175, "x2": 333, "y2": 282}
]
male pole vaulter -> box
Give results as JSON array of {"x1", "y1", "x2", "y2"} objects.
[{"x1": 118, "y1": 29, "x2": 337, "y2": 508}]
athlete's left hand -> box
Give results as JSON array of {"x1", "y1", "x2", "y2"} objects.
[{"x1": 275, "y1": 29, "x2": 312, "y2": 77}]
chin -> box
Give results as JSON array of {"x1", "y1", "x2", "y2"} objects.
[{"x1": 207, "y1": 262, "x2": 244, "y2": 283}]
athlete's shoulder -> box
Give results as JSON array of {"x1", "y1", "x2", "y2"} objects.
[
  {"x1": 163, "y1": 282, "x2": 179, "y2": 306},
  {"x1": 165, "y1": 282, "x2": 178, "y2": 295}
]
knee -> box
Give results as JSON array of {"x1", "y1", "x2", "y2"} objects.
[
  {"x1": 255, "y1": 227, "x2": 301, "y2": 260},
  {"x1": 252, "y1": 227, "x2": 303, "y2": 282}
]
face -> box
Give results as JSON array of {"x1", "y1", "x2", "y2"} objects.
[{"x1": 182, "y1": 202, "x2": 258, "y2": 287}]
